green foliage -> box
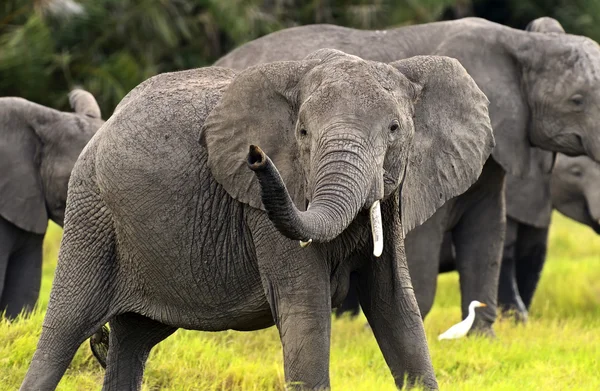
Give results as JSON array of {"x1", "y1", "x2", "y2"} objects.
[
  {"x1": 0, "y1": 0, "x2": 456, "y2": 116},
  {"x1": 505, "y1": 0, "x2": 600, "y2": 39},
  {"x1": 3, "y1": 1, "x2": 600, "y2": 116},
  {"x1": 1, "y1": 212, "x2": 599, "y2": 390}
]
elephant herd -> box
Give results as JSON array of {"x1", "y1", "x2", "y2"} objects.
[{"x1": 1, "y1": 16, "x2": 599, "y2": 391}]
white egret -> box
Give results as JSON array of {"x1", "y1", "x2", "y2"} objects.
[{"x1": 438, "y1": 300, "x2": 487, "y2": 340}]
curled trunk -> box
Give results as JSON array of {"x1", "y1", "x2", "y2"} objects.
[{"x1": 247, "y1": 143, "x2": 374, "y2": 243}]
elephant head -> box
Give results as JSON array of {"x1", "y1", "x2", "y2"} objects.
[
  {"x1": 435, "y1": 17, "x2": 600, "y2": 178},
  {"x1": 525, "y1": 17, "x2": 566, "y2": 34},
  {"x1": 203, "y1": 49, "x2": 494, "y2": 247},
  {"x1": 551, "y1": 154, "x2": 600, "y2": 234},
  {"x1": 0, "y1": 89, "x2": 103, "y2": 233},
  {"x1": 515, "y1": 19, "x2": 600, "y2": 161}
]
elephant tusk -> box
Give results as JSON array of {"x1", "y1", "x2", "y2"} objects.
[
  {"x1": 299, "y1": 201, "x2": 313, "y2": 248},
  {"x1": 299, "y1": 239, "x2": 313, "y2": 248},
  {"x1": 370, "y1": 200, "x2": 383, "y2": 257}
]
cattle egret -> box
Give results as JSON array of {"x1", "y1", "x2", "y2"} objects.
[{"x1": 438, "y1": 300, "x2": 487, "y2": 340}]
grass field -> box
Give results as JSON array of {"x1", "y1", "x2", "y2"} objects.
[{"x1": 1, "y1": 213, "x2": 599, "y2": 390}]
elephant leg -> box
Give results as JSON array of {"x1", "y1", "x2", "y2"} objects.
[
  {"x1": 21, "y1": 199, "x2": 118, "y2": 390},
  {"x1": 497, "y1": 218, "x2": 528, "y2": 321},
  {"x1": 0, "y1": 216, "x2": 19, "y2": 317},
  {"x1": 404, "y1": 207, "x2": 447, "y2": 319},
  {"x1": 453, "y1": 166, "x2": 505, "y2": 335},
  {"x1": 514, "y1": 224, "x2": 550, "y2": 310},
  {"x1": 255, "y1": 234, "x2": 332, "y2": 390},
  {"x1": 0, "y1": 231, "x2": 43, "y2": 319},
  {"x1": 356, "y1": 197, "x2": 437, "y2": 390},
  {"x1": 0, "y1": 249, "x2": 9, "y2": 316},
  {"x1": 102, "y1": 313, "x2": 176, "y2": 391},
  {"x1": 335, "y1": 271, "x2": 360, "y2": 318}
]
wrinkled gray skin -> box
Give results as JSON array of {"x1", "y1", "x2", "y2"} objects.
[
  {"x1": 217, "y1": 17, "x2": 600, "y2": 332},
  {"x1": 498, "y1": 17, "x2": 600, "y2": 320},
  {"x1": 0, "y1": 90, "x2": 102, "y2": 319},
  {"x1": 20, "y1": 50, "x2": 494, "y2": 391},
  {"x1": 440, "y1": 153, "x2": 600, "y2": 314},
  {"x1": 501, "y1": 153, "x2": 600, "y2": 317},
  {"x1": 551, "y1": 154, "x2": 600, "y2": 232}
]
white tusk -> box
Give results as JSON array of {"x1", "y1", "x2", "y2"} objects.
[
  {"x1": 299, "y1": 201, "x2": 313, "y2": 248},
  {"x1": 370, "y1": 200, "x2": 384, "y2": 257},
  {"x1": 299, "y1": 239, "x2": 313, "y2": 248}
]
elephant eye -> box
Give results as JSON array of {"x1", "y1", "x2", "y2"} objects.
[
  {"x1": 570, "y1": 94, "x2": 584, "y2": 107},
  {"x1": 570, "y1": 166, "x2": 583, "y2": 177},
  {"x1": 299, "y1": 128, "x2": 308, "y2": 137},
  {"x1": 389, "y1": 120, "x2": 400, "y2": 133}
]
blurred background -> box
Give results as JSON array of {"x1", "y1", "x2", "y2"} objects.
[{"x1": 2, "y1": 0, "x2": 600, "y2": 117}]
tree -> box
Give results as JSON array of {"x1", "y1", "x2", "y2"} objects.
[{"x1": 2, "y1": 0, "x2": 600, "y2": 116}]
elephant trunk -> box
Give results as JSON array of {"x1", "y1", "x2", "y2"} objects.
[
  {"x1": 247, "y1": 141, "x2": 378, "y2": 244},
  {"x1": 584, "y1": 189, "x2": 600, "y2": 231},
  {"x1": 583, "y1": 134, "x2": 600, "y2": 164}
]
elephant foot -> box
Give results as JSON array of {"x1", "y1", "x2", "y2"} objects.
[
  {"x1": 467, "y1": 317, "x2": 496, "y2": 338},
  {"x1": 498, "y1": 305, "x2": 529, "y2": 324},
  {"x1": 90, "y1": 324, "x2": 110, "y2": 369}
]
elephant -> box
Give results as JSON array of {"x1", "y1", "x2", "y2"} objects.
[
  {"x1": 340, "y1": 153, "x2": 600, "y2": 322},
  {"x1": 0, "y1": 89, "x2": 103, "y2": 319},
  {"x1": 423, "y1": 152, "x2": 600, "y2": 315},
  {"x1": 498, "y1": 152, "x2": 600, "y2": 318},
  {"x1": 497, "y1": 16, "x2": 599, "y2": 320},
  {"x1": 551, "y1": 154, "x2": 600, "y2": 233},
  {"x1": 215, "y1": 17, "x2": 600, "y2": 331},
  {"x1": 20, "y1": 49, "x2": 495, "y2": 390}
]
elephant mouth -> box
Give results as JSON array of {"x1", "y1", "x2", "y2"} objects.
[
  {"x1": 383, "y1": 172, "x2": 397, "y2": 186},
  {"x1": 301, "y1": 199, "x2": 384, "y2": 257}
]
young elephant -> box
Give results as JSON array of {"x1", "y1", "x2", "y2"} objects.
[
  {"x1": 216, "y1": 17, "x2": 600, "y2": 331},
  {"x1": 0, "y1": 90, "x2": 103, "y2": 319},
  {"x1": 432, "y1": 153, "x2": 600, "y2": 318},
  {"x1": 20, "y1": 50, "x2": 494, "y2": 390},
  {"x1": 551, "y1": 155, "x2": 600, "y2": 232},
  {"x1": 498, "y1": 153, "x2": 600, "y2": 317}
]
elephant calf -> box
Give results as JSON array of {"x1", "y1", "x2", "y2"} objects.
[
  {"x1": 0, "y1": 90, "x2": 103, "y2": 319},
  {"x1": 429, "y1": 153, "x2": 600, "y2": 319},
  {"x1": 20, "y1": 50, "x2": 494, "y2": 390},
  {"x1": 497, "y1": 153, "x2": 600, "y2": 318}
]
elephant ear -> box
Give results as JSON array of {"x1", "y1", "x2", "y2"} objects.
[
  {"x1": 525, "y1": 17, "x2": 565, "y2": 34},
  {"x1": 391, "y1": 56, "x2": 494, "y2": 233},
  {"x1": 502, "y1": 17, "x2": 566, "y2": 227},
  {"x1": 202, "y1": 61, "x2": 317, "y2": 211},
  {"x1": 69, "y1": 88, "x2": 101, "y2": 118},
  {"x1": 0, "y1": 98, "x2": 51, "y2": 234}
]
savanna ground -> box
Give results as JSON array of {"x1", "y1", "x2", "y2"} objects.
[{"x1": 1, "y1": 213, "x2": 599, "y2": 390}]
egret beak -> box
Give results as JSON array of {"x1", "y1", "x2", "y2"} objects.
[{"x1": 479, "y1": 303, "x2": 487, "y2": 307}]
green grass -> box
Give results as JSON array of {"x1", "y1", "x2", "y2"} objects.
[{"x1": 1, "y1": 212, "x2": 599, "y2": 390}]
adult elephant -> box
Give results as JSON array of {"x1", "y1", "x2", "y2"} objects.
[
  {"x1": 497, "y1": 17, "x2": 600, "y2": 319},
  {"x1": 20, "y1": 50, "x2": 494, "y2": 390},
  {"x1": 0, "y1": 89, "x2": 103, "y2": 319},
  {"x1": 216, "y1": 17, "x2": 600, "y2": 331}
]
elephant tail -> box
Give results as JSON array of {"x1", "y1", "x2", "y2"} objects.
[{"x1": 89, "y1": 324, "x2": 110, "y2": 369}]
